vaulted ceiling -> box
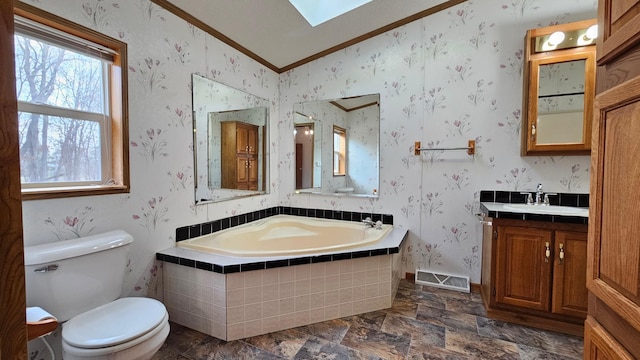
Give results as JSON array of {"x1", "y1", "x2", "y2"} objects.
[{"x1": 152, "y1": 0, "x2": 465, "y2": 72}]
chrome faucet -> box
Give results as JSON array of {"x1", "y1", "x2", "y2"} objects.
[
  {"x1": 362, "y1": 217, "x2": 375, "y2": 227},
  {"x1": 535, "y1": 183, "x2": 544, "y2": 205},
  {"x1": 362, "y1": 216, "x2": 376, "y2": 227},
  {"x1": 362, "y1": 217, "x2": 383, "y2": 229}
]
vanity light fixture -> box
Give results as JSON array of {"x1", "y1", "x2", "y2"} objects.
[{"x1": 534, "y1": 22, "x2": 598, "y2": 53}]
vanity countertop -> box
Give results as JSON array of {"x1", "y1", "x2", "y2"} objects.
[{"x1": 480, "y1": 202, "x2": 588, "y2": 225}]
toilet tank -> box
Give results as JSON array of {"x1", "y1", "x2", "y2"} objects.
[{"x1": 24, "y1": 230, "x2": 133, "y2": 322}]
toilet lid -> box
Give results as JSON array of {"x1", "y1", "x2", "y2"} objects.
[{"x1": 62, "y1": 297, "x2": 167, "y2": 349}]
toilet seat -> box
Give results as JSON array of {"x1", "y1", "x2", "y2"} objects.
[{"x1": 62, "y1": 297, "x2": 169, "y2": 358}]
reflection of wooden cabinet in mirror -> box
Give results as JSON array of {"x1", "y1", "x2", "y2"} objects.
[
  {"x1": 521, "y1": 19, "x2": 596, "y2": 156},
  {"x1": 221, "y1": 121, "x2": 259, "y2": 190}
]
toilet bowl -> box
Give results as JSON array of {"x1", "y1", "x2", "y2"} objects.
[
  {"x1": 62, "y1": 298, "x2": 169, "y2": 360},
  {"x1": 24, "y1": 231, "x2": 169, "y2": 360}
]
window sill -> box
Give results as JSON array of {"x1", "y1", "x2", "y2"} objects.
[{"x1": 22, "y1": 184, "x2": 129, "y2": 200}]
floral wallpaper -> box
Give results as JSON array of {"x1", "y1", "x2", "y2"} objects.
[
  {"x1": 17, "y1": 0, "x2": 598, "y2": 349},
  {"x1": 19, "y1": 0, "x2": 280, "y2": 301},
  {"x1": 20, "y1": 0, "x2": 597, "y2": 357},
  {"x1": 279, "y1": 0, "x2": 596, "y2": 284}
]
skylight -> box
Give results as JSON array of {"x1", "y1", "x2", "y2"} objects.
[{"x1": 289, "y1": 0, "x2": 372, "y2": 27}]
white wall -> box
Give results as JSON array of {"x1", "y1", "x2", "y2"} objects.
[
  {"x1": 279, "y1": 0, "x2": 596, "y2": 283},
  {"x1": 19, "y1": 0, "x2": 597, "y2": 304},
  {"x1": 19, "y1": 0, "x2": 280, "y2": 299}
]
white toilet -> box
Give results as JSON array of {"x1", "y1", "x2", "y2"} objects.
[{"x1": 24, "y1": 230, "x2": 169, "y2": 360}]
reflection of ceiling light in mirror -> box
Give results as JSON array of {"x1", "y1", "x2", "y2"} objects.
[{"x1": 289, "y1": 0, "x2": 372, "y2": 27}]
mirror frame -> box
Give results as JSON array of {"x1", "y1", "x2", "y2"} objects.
[
  {"x1": 192, "y1": 74, "x2": 270, "y2": 204},
  {"x1": 521, "y1": 19, "x2": 596, "y2": 156}
]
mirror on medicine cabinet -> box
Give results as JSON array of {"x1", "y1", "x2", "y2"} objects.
[
  {"x1": 522, "y1": 19, "x2": 596, "y2": 156},
  {"x1": 293, "y1": 94, "x2": 380, "y2": 197},
  {"x1": 192, "y1": 74, "x2": 270, "y2": 204}
]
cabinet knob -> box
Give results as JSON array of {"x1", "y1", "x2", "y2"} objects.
[
  {"x1": 531, "y1": 124, "x2": 536, "y2": 142},
  {"x1": 545, "y1": 242, "x2": 550, "y2": 263},
  {"x1": 558, "y1": 243, "x2": 564, "y2": 263}
]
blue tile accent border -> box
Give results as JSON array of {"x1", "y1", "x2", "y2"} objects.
[{"x1": 174, "y1": 206, "x2": 394, "y2": 243}]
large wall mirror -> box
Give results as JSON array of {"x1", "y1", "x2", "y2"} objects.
[
  {"x1": 522, "y1": 19, "x2": 596, "y2": 156},
  {"x1": 192, "y1": 74, "x2": 269, "y2": 204},
  {"x1": 293, "y1": 94, "x2": 380, "y2": 197}
]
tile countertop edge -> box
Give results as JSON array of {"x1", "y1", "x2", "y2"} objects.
[
  {"x1": 157, "y1": 227, "x2": 409, "y2": 271},
  {"x1": 480, "y1": 202, "x2": 588, "y2": 225}
]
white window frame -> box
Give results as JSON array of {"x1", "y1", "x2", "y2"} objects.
[{"x1": 333, "y1": 125, "x2": 346, "y2": 176}]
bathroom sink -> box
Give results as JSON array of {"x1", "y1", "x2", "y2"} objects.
[{"x1": 503, "y1": 204, "x2": 588, "y2": 217}]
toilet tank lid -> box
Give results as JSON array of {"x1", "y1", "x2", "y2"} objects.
[{"x1": 24, "y1": 230, "x2": 133, "y2": 266}]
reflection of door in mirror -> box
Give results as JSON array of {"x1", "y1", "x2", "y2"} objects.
[
  {"x1": 221, "y1": 121, "x2": 259, "y2": 190},
  {"x1": 536, "y1": 60, "x2": 585, "y2": 144},
  {"x1": 294, "y1": 123, "x2": 314, "y2": 189},
  {"x1": 521, "y1": 19, "x2": 596, "y2": 156}
]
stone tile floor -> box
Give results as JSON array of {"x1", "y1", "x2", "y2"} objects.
[{"x1": 152, "y1": 279, "x2": 583, "y2": 359}]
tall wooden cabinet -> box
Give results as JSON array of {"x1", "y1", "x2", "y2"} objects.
[
  {"x1": 586, "y1": 1, "x2": 640, "y2": 357},
  {"x1": 482, "y1": 219, "x2": 588, "y2": 336},
  {"x1": 221, "y1": 121, "x2": 259, "y2": 190}
]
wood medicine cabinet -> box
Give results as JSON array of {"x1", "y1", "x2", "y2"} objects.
[{"x1": 522, "y1": 19, "x2": 596, "y2": 156}]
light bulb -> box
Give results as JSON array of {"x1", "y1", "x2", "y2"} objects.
[
  {"x1": 585, "y1": 24, "x2": 598, "y2": 40},
  {"x1": 547, "y1": 31, "x2": 565, "y2": 46}
]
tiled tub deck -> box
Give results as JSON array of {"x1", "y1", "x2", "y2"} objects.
[{"x1": 157, "y1": 209, "x2": 407, "y2": 341}]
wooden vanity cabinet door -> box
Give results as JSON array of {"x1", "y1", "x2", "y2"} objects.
[
  {"x1": 236, "y1": 125, "x2": 249, "y2": 154},
  {"x1": 551, "y1": 230, "x2": 588, "y2": 318},
  {"x1": 247, "y1": 127, "x2": 258, "y2": 155},
  {"x1": 495, "y1": 226, "x2": 553, "y2": 311},
  {"x1": 221, "y1": 121, "x2": 260, "y2": 190},
  {"x1": 236, "y1": 157, "x2": 249, "y2": 184},
  {"x1": 584, "y1": 317, "x2": 635, "y2": 360},
  {"x1": 597, "y1": 0, "x2": 640, "y2": 65}
]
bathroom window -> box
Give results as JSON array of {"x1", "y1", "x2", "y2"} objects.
[
  {"x1": 333, "y1": 125, "x2": 346, "y2": 176},
  {"x1": 13, "y1": 4, "x2": 129, "y2": 200}
]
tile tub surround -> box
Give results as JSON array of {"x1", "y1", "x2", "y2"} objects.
[
  {"x1": 162, "y1": 251, "x2": 404, "y2": 341},
  {"x1": 159, "y1": 210, "x2": 406, "y2": 341},
  {"x1": 479, "y1": 190, "x2": 589, "y2": 225}
]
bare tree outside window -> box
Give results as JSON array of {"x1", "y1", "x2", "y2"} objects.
[{"x1": 14, "y1": 33, "x2": 106, "y2": 184}]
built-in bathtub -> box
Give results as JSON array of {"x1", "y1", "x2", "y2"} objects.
[
  {"x1": 177, "y1": 215, "x2": 392, "y2": 257},
  {"x1": 157, "y1": 210, "x2": 407, "y2": 341}
]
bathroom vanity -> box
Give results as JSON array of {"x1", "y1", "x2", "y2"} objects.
[{"x1": 479, "y1": 192, "x2": 589, "y2": 336}]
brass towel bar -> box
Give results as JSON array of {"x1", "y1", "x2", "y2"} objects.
[{"x1": 414, "y1": 140, "x2": 476, "y2": 156}]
